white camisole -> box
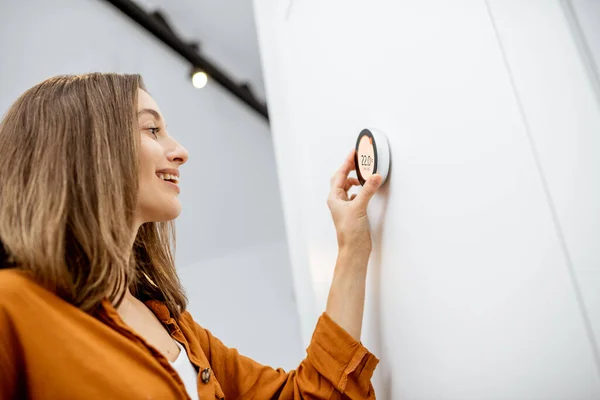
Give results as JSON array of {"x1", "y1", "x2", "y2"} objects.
[{"x1": 170, "y1": 341, "x2": 200, "y2": 400}]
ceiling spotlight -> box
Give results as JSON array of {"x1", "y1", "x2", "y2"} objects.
[{"x1": 191, "y1": 69, "x2": 208, "y2": 89}]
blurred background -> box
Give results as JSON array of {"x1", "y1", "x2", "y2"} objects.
[{"x1": 2, "y1": 1, "x2": 600, "y2": 399}]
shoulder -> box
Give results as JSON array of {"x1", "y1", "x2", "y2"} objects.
[
  {"x1": 0, "y1": 268, "x2": 32, "y2": 284},
  {"x1": 176, "y1": 310, "x2": 214, "y2": 355},
  {"x1": 0, "y1": 270, "x2": 35, "y2": 328},
  {"x1": 0, "y1": 269, "x2": 55, "y2": 313},
  {"x1": 0, "y1": 269, "x2": 40, "y2": 297},
  {"x1": 177, "y1": 310, "x2": 208, "y2": 340}
]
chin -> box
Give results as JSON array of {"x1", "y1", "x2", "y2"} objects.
[
  {"x1": 159, "y1": 205, "x2": 182, "y2": 221},
  {"x1": 157, "y1": 210, "x2": 181, "y2": 222},
  {"x1": 142, "y1": 201, "x2": 182, "y2": 222}
]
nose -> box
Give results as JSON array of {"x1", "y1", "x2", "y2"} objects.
[{"x1": 167, "y1": 139, "x2": 189, "y2": 166}]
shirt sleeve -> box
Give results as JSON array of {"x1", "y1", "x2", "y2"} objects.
[{"x1": 192, "y1": 312, "x2": 379, "y2": 399}]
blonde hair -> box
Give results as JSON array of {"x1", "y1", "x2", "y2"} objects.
[{"x1": 0, "y1": 73, "x2": 187, "y2": 318}]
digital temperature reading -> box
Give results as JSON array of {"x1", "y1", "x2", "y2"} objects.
[
  {"x1": 357, "y1": 134, "x2": 376, "y2": 180},
  {"x1": 354, "y1": 128, "x2": 391, "y2": 186},
  {"x1": 360, "y1": 155, "x2": 373, "y2": 167}
]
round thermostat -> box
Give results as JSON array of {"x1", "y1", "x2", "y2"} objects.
[{"x1": 354, "y1": 128, "x2": 390, "y2": 186}]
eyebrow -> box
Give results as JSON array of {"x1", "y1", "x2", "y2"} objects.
[{"x1": 137, "y1": 108, "x2": 162, "y2": 121}]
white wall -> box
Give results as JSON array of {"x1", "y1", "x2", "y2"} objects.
[
  {"x1": 0, "y1": 0, "x2": 303, "y2": 369},
  {"x1": 255, "y1": 0, "x2": 600, "y2": 398}
]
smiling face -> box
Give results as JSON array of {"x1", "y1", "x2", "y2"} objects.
[{"x1": 135, "y1": 89, "x2": 189, "y2": 226}]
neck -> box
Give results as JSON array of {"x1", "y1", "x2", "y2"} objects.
[
  {"x1": 130, "y1": 218, "x2": 143, "y2": 250},
  {"x1": 117, "y1": 286, "x2": 142, "y2": 315},
  {"x1": 118, "y1": 221, "x2": 143, "y2": 309}
]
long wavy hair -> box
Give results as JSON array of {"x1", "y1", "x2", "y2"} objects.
[{"x1": 0, "y1": 73, "x2": 187, "y2": 318}]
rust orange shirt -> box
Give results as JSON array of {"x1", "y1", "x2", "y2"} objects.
[{"x1": 0, "y1": 270, "x2": 379, "y2": 399}]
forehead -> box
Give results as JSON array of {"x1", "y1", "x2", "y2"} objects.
[{"x1": 137, "y1": 89, "x2": 162, "y2": 115}]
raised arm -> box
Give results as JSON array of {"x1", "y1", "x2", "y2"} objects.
[
  {"x1": 187, "y1": 150, "x2": 383, "y2": 398},
  {"x1": 325, "y1": 149, "x2": 383, "y2": 341}
]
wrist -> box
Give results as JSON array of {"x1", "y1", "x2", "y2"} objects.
[{"x1": 338, "y1": 244, "x2": 372, "y2": 260}]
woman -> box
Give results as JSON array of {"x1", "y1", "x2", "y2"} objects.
[{"x1": 0, "y1": 73, "x2": 383, "y2": 399}]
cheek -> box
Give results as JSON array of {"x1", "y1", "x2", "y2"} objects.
[{"x1": 139, "y1": 138, "x2": 163, "y2": 175}]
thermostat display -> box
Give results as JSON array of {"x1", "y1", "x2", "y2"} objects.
[
  {"x1": 357, "y1": 134, "x2": 376, "y2": 179},
  {"x1": 354, "y1": 128, "x2": 390, "y2": 186}
]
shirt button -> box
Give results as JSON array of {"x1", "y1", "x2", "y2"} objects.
[{"x1": 201, "y1": 368, "x2": 211, "y2": 384}]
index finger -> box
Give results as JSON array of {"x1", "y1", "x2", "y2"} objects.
[{"x1": 331, "y1": 149, "x2": 356, "y2": 190}]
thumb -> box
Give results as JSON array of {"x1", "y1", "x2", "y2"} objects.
[{"x1": 356, "y1": 174, "x2": 383, "y2": 207}]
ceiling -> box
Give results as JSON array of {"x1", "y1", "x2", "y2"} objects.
[{"x1": 135, "y1": 0, "x2": 266, "y2": 101}]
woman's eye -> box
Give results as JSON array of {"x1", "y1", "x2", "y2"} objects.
[{"x1": 147, "y1": 127, "x2": 160, "y2": 138}]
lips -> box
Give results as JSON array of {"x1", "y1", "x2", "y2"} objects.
[
  {"x1": 155, "y1": 168, "x2": 180, "y2": 193},
  {"x1": 158, "y1": 177, "x2": 180, "y2": 194}
]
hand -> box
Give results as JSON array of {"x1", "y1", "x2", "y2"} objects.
[{"x1": 327, "y1": 149, "x2": 383, "y2": 254}]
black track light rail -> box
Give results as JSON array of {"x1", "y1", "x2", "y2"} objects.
[{"x1": 102, "y1": 0, "x2": 269, "y2": 121}]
